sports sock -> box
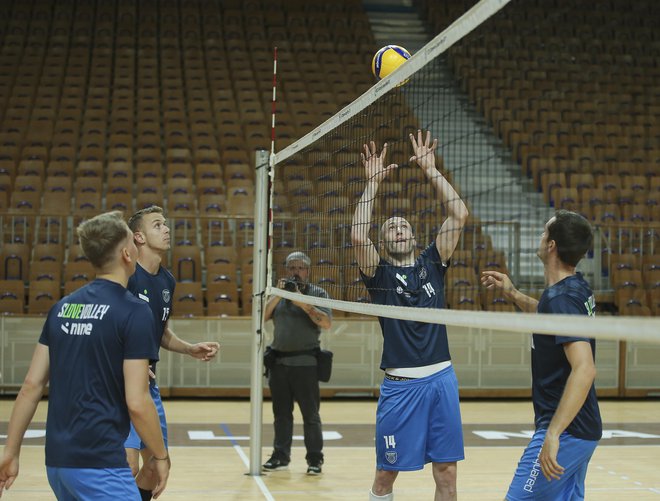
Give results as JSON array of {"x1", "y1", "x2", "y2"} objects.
[
  {"x1": 369, "y1": 489, "x2": 393, "y2": 500},
  {"x1": 138, "y1": 487, "x2": 152, "y2": 501}
]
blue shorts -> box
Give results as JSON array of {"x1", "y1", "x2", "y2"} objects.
[
  {"x1": 124, "y1": 384, "x2": 168, "y2": 451},
  {"x1": 506, "y1": 429, "x2": 598, "y2": 500},
  {"x1": 47, "y1": 466, "x2": 139, "y2": 501},
  {"x1": 376, "y1": 365, "x2": 464, "y2": 471}
]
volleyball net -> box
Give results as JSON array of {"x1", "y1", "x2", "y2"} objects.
[{"x1": 264, "y1": 0, "x2": 660, "y2": 343}]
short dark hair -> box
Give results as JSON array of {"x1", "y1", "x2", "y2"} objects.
[
  {"x1": 547, "y1": 210, "x2": 593, "y2": 267},
  {"x1": 77, "y1": 211, "x2": 131, "y2": 269},
  {"x1": 128, "y1": 205, "x2": 164, "y2": 233}
]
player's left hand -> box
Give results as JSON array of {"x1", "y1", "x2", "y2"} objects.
[
  {"x1": 409, "y1": 129, "x2": 438, "y2": 172},
  {"x1": 0, "y1": 454, "x2": 19, "y2": 497},
  {"x1": 189, "y1": 342, "x2": 220, "y2": 361},
  {"x1": 539, "y1": 433, "x2": 565, "y2": 481}
]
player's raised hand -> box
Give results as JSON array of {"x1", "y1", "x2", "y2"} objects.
[
  {"x1": 361, "y1": 141, "x2": 397, "y2": 184},
  {"x1": 0, "y1": 453, "x2": 19, "y2": 498},
  {"x1": 409, "y1": 129, "x2": 438, "y2": 172}
]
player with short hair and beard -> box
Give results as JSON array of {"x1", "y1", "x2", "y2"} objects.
[
  {"x1": 351, "y1": 130, "x2": 469, "y2": 501},
  {"x1": 124, "y1": 206, "x2": 220, "y2": 501},
  {"x1": 482, "y1": 210, "x2": 602, "y2": 501}
]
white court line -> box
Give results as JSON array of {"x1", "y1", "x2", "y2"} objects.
[
  {"x1": 592, "y1": 461, "x2": 660, "y2": 495},
  {"x1": 230, "y1": 443, "x2": 275, "y2": 501},
  {"x1": 13, "y1": 443, "x2": 660, "y2": 450},
  {"x1": 6, "y1": 444, "x2": 277, "y2": 500}
]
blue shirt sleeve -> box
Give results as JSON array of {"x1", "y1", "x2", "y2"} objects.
[
  {"x1": 123, "y1": 303, "x2": 159, "y2": 360},
  {"x1": 38, "y1": 307, "x2": 57, "y2": 346},
  {"x1": 545, "y1": 295, "x2": 591, "y2": 345},
  {"x1": 360, "y1": 257, "x2": 387, "y2": 290}
]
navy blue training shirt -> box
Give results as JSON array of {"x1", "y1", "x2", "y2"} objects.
[
  {"x1": 362, "y1": 243, "x2": 450, "y2": 369},
  {"x1": 532, "y1": 273, "x2": 602, "y2": 441},
  {"x1": 127, "y1": 263, "x2": 176, "y2": 374},
  {"x1": 39, "y1": 279, "x2": 158, "y2": 468}
]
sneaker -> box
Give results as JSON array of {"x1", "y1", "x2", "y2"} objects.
[
  {"x1": 306, "y1": 462, "x2": 322, "y2": 475},
  {"x1": 262, "y1": 456, "x2": 289, "y2": 471}
]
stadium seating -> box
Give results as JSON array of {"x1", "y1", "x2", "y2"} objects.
[
  {"x1": 0, "y1": 0, "x2": 657, "y2": 316},
  {"x1": 422, "y1": 0, "x2": 659, "y2": 315}
]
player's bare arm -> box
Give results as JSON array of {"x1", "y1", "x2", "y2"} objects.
[
  {"x1": 481, "y1": 271, "x2": 539, "y2": 312},
  {"x1": 124, "y1": 358, "x2": 170, "y2": 494},
  {"x1": 0, "y1": 344, "x2": 49, "y2": 496},
  {"x1": 160, "y1": 325, "x2": 219, "y2": 361},
  {"x1": 351, "y1": 141, "x2": 397, "y2": 277},
  {"x1": 539, "y1": 341, "x2": 596, "y2": 481},
  {"x1": 409, "y1": 129, "x2": 468, "y2": 263}
]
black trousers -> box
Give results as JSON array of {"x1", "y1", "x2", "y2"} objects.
[{"x1": 268, "y1": 363, "x2": 323, "y2": 464}]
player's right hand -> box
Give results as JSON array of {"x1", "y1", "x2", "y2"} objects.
[
  {"x1": 361, "y1": 141, "x2": 397, "y2": 183},
  {"x1": 481, "y1": 270, "x2": 514, "y2": 294},
  {"x1": 149, "y1": 455, "x2": 171, "y2": 499}
]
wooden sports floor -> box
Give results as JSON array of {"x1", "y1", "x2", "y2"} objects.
[{"x1": 1, "y1": 398, "x2": 660, "y2": 500}]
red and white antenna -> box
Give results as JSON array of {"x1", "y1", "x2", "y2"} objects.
[{"x1": 270, "y1": 46, "x2": 278, "y2": 157}]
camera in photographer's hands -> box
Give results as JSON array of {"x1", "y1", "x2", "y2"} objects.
[{"x1": 283, "y1": 277, "x2": 299, "y2": 292}]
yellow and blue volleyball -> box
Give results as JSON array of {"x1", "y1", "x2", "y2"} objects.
[{"x1": 371, "y1": 45, "x2": 411, "y2": 80}]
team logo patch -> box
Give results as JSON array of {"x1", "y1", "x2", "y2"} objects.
[
  {"x1": 162, "y1": 289, "x2": 171, "y2": 303},
  {"x1": 385, "y1": 451, "x2": 397, "y2": 464},
  {"x1": 396, "y1": 286, "x2": 403, "y2": 295},
  {"x1": 419, "y1": 267, "x2": 427, "y2": 280}
]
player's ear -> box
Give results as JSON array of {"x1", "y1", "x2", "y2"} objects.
[
  {"x1": 120, "y1": 245, "x2": 132, "y2": 263},
  {"x1": 133, "y1": 230, "x2": 146, "y2": 245}
]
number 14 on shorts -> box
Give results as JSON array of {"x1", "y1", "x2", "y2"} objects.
[{"x1": 383, "y1": 435, "x2": 396, "y2": 448}]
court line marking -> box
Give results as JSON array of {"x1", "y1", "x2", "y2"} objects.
[
  {"x1": 221, "y1": 423, "x2": 275, "y2": 501},
  {"x1": 593, "y1": 462, "x2": 660, "y2": 494},
  {"x1": 11, "y1": 444, "x2": 660, "y2": 450}
]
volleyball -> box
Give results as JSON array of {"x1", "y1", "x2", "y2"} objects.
[{"x1": 371, "y1": 45, "x2": 411, "y2": 80}]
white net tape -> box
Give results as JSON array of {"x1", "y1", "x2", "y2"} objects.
[{"x1": 273, "y1": 289, "x2": 660, "y2": 343}]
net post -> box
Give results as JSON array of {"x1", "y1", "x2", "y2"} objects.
[{"x1": 248, "y1": 149, "x2": 270, "y2": 476}]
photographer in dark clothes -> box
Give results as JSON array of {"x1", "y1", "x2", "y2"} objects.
[{"x1": 262, "y1": 252, "x2": 332, "y2": 475}]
